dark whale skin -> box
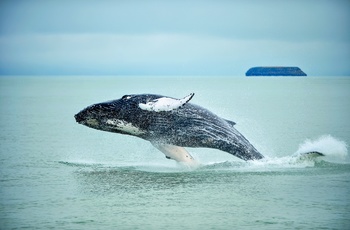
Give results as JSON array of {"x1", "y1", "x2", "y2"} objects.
[{"x1": 75, "y1": 94, "x2": 264, "y2": 161}]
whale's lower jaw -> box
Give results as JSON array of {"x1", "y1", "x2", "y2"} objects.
[{"x1": 105, "y1": 119, "x2": 146, "y2": 135}]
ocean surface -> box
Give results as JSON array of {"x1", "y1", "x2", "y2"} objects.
[{"x1": 1, "y1": 76, "x2": 349, "y2": 229}]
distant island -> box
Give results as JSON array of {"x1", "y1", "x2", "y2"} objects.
[{"x1": 246, "y1": 67, "x2": 307, "y2": 76}]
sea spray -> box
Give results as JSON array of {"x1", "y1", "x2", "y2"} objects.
[
  {"x1": 200, "y1": 135, "x2": 349, "y2": 172},
  {"x1": 294, "y1": 135, "x2": 348, "y2": 163}
]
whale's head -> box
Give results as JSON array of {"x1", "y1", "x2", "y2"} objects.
[{"x1": 74, "y1": 94, "x2": 160, "y2": 135}]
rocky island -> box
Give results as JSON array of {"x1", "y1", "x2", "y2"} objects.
[{"x1": 246, "y1": 67, "x2": 307, "y2": 76}]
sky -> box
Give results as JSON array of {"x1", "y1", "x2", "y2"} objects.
[{"x1": 0, "y1": 0, "x2": 349, "y2": 76}]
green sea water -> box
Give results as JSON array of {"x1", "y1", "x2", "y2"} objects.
[{"x1": 1, "y1": 76, "x2": 349, "y2": 229}]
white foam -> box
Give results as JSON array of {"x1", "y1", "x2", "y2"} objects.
[{"x1": 294, "y1": 135, "x2": 348, "y2": 163}]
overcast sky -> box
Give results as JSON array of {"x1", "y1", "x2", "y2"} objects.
[{"x1": 0, "y1": 0, "x2": 349, "y2": 76}]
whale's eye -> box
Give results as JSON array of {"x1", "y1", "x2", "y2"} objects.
[{"x1": 122, "y1": 95, "x2": 132, "y2": 100}]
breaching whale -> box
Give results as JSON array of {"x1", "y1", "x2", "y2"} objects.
[{"x1": 74, "y1": 93, "x2": 265, "y2": 165}]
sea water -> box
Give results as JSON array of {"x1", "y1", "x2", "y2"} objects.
[{"x1": 0, "y1": 76, "x2": 349, "y2": 229}]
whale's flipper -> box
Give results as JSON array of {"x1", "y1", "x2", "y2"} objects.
[
  {"x1": 224, "y1": 119, "x2": 236, "y2": 127},
  {"x1": 151, "y1": 142, "x2": 198, "y2": 166},
  {"x1": 295, "y1": 151, "x2": 325, "y2": 160},
  {"x1": 303, "y1": 151, "x2": 325, "y2": 157},
  {"x1": 139, "y1": 93, "x2": 194, "y2": 112}
]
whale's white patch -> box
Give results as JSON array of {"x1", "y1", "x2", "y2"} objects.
[
  {"x1": 106, "y1": 119, "x2": 145, "y2": 135},
  {"x1": 151, "y1": 143, "x2": 199, "y2": 167},
  {"x1": 139, "y1": 93, "x2": 194, "y2": 112},
  {"x1": 86, "y1": 118, "x2": 99, "y2": 127}
]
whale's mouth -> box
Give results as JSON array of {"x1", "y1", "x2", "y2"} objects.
[{"x1": 74, "y1": 113, "x2": 85, "y2": 124}]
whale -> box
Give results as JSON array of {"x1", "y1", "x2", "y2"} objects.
[{"x1": 74, "y1": 93, "x2": 265, "y2": 165}]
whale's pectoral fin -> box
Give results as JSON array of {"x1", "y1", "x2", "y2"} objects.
[
  {"x1": 139, "y1": 93, "x2": 194, "y2": 112},
  {"x1": 295, "y1": 151, "x2": 325, "y2": 160},
  {"x1": 179, "y1": 93, "x2": 195, "y2": 105},
  {"x1": 224, "y1": 119, "x2": 236, "y2": 127},
  {"x1": 151, "y1": 142, "x2": 198, "y2": 165},
  {"x1": 303, "y1": 151, "x2": 325, "y2": 157}
]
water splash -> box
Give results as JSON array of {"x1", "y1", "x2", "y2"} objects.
[
  {"x1": 59, "y1": 135, "x2": 348, "y2": 173},
  {"x1": 204, "y1": 135, "x2": 349, "y2": 171},
  {"x1": 293, "y1": 135, "x2": 348, "y2": 163}
]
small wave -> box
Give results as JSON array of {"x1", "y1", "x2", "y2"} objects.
[
  {"x1": 199, "y1": 157, "x2": 317, "y2": 172},
  {"x1": 58, "y1": 160, "x2": 193, "y2": 173},
  {"x1": 58, "y1": 160, "x2": 105, "y2": 168}
]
